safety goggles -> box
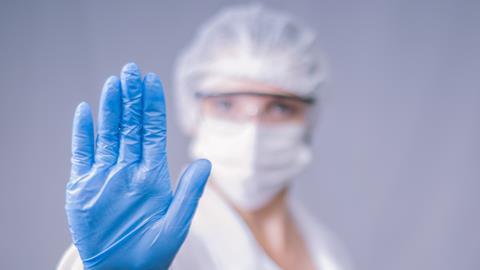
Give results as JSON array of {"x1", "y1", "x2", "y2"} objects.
[{"x1": 195, "y1": 91, "x2": 314, "y2": 123}]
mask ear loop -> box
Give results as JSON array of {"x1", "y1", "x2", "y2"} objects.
[{"x1": 304, "y1": 97, "x2": 320, "y2": 144}]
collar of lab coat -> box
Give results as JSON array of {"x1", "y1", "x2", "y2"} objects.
[{"x1": 173, "y1": 184, "x2": 352, "y2": 270}]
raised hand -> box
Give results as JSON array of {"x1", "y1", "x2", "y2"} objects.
[{"x1": 66, "y1": 63, "x2": 211, "y2": 270}]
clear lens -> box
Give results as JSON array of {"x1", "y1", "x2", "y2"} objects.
[{"x1": 198, "y1": 92, "x2": 310, "y2": 123}]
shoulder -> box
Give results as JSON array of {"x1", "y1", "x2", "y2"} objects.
[
  {"x1": 56, "y1": 244, "x2": 83, "y2": 270},
  {"x1": 171, "y1": 231, "x2": 217, "y2": 270},
  {"x1": 290, "y1": 199, "x2": 355, "y2": 270}
]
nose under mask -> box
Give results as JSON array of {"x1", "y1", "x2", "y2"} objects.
[{"x1": 189, "y1": 116, "x2": 312, "y2": 210}]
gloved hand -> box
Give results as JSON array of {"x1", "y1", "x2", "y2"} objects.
[{"x1": 66, "y1": 63, "x2": 211, "y2": 270}]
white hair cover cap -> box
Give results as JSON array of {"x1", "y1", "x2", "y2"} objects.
[{"x1": 173, "y1": 3, "x2": 328, "y2": 134}]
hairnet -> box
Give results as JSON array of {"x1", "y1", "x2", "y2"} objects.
[{"x1": 173, "y1": 3, "x2": 328, "y2": 134}]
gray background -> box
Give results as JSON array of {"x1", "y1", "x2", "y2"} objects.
[{"x1": 0, "y1": 0, "x2": 479, "y2": 269}]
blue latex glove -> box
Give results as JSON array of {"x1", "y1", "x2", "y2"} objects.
[{"x1": 66, "y1": 63, "x2": 211, "y2": 270}]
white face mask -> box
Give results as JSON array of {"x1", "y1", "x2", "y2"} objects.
[{"x1": 189, "y1": 116, "x2": 312, "y2": 210}]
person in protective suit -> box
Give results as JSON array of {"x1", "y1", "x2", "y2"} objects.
[{"x1": 58, "y1": 4, "x2": 352, "y2": 270}]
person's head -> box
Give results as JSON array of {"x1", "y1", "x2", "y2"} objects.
[{"x1": 174, "y1": 4, "x2": 328, "y2": 210}]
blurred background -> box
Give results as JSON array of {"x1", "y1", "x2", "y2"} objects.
[{"x1": 0, "y1": 0, "x2": 479, "y2": 269}]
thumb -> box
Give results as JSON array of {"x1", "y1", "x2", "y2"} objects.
[{"x1": 164, "y1": 159, "x2": 211, "y2": 235}]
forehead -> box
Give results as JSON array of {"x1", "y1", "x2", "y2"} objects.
[{"x1": 198, "y1": 78, "x2": 296, "y2": 97}]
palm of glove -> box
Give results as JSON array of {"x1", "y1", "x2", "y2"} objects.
[{"x1": 66, "y1": 63, "x2": 211, "y2": 270}]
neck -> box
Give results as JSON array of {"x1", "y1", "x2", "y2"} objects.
[
  {"x1": 215, "y1": 186, "x2": 294, "y2": 250},
  {"x1": 236, "y1": 188, "x2": 289, "y2": 226}
]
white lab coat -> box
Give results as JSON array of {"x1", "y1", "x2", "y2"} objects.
[{"x1": 57, "y1": 186, "x2": 352, "y2": 270}]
